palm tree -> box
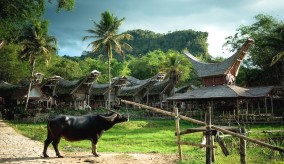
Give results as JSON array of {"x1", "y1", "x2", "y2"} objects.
[
  {"x1": 82, "y1": 11, "x2": 132, "y2": 110},
  {"x1": 20, "y1": 21, "x2": 57, "y2": 111},
  {"x1": 160, "y1": 51, "x2": 190, "y2": 108},
  {"x1": 161, "y1": 52, "x2": 185, "y2": 86}
]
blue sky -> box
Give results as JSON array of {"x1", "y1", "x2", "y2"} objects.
[{"x1": 44, "y1": 0, "x2": 284, "y2": 58}]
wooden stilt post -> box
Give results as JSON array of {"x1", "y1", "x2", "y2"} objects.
[
  {"x1": 246, "y1": 101, "x2": 249, "y2": 122},
  {"x1": 265, "y1": 97, "x2": 267, "y2": 114},
  {"x1": 270, "y1": 96, "x2": 274, "y2": 115},
  {"x1": 240, "y1": 128, "x2": 247, "y2": 164},
  {"x1": 206, "y1": 105, "x2": 212, "y2": 164},
  {"x1": 237, "y1": 98, "x2": 240, "y2": 121},
  {"x1": 175, "y1": 107, "x2": 183, "y2": 161}
]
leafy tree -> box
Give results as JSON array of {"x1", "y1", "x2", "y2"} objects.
[
  {"x1": 224, "y1": 14, "x2": 284, "y2": 85},
  {"x1": 82, "y1": 11, "x2": 133, "y2": 109},
  {"x1": 128, "y1": 50, "x2": 192, "y2": 86},
  {"x1": 128, "y1": 50, "x2": 166, "y2": 80},
  {"x1": 0, "y1": 44, "x2": 29, "y2": 83},
  {"x1": 269, "y1": 24, "x2": 284, "y2": 66},
  {"x1": 49, "y1": 58, "x2": 83, "y2": 80},
  {"x1": 111, "y1": 59, "x2": 131, "y2": 77},
  {"x1": 20, "y1": 21, "x2": 57, "y2": 110},
  {"x1": 160, "y1": 50, "x2": 191, "y2": 85},
  {"x1": 0, "y1": 0, "x2": 74, "y2": 43}
]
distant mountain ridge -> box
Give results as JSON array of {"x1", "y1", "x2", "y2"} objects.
[{"x1": 77, "y1": 29, "x2": 210, "y2": 60}]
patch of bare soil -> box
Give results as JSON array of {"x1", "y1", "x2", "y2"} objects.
[{"x1": 0, "y1": 119, "x2": 178, "y2": 164}]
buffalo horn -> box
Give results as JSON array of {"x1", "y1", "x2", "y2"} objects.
[{"x1": 100, "y1": 113, "x2": 117, "y2": 121}]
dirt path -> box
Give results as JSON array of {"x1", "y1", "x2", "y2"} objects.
[{"x1": 0, "y1": 119, "x2": 178, "y2": 164}]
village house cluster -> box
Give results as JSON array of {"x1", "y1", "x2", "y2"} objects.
[{"x1": 0, "y1": 38, "x2": 283, "y2": 123}]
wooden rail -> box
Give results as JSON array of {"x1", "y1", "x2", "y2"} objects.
[{"x1": 120, "y1": 99, "x2": 284, "y2": 153}]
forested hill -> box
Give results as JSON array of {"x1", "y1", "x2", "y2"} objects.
[{"x1": 80, "y1": 29, "x2": 210, "y2": 60}]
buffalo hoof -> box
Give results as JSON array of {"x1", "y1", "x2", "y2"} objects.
[
  {"x1": 93, "y1": 153, "x2": 100, "y2": 157},
  {"x1": 43, "y1": 153, "x2": 49, "y2": 158},
  {"x1": 57, "y1": 155, "x2": 64, "y2": 158}
]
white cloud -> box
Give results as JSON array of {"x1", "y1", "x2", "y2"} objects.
[
  {"x1": 45, "y1": 0, "x2": 284, "y2": 58},
  {"x1": 201, "y1": 26, "x2": 235, "y2": 58}
]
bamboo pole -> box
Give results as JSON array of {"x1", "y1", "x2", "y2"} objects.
[
  {"x1": 121, "y1": 99, "x2": 205, "y2": 125},
  {"x1": 120, "y1": 99, "x2": 284, "y2": 153},
  {"x1": 174, "y1": 108, "x2": 183, "y2": 161}
]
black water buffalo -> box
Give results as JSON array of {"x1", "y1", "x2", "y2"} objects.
[{"x1": 43, "y1": 112, "x2": 128, "y2": 158}]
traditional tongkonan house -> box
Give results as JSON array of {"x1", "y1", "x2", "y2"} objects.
[
  {"x1": 90, "y1": 76, "x2": 128, "y2": 108},
  {"x1": 53, "y1": 70, "x2": 100, "y2": 110},
  {"x1": 0, "y1": 81, "x2": 17, "y2": 110},
  {"x1": 10, "y1": 84, "x2": 46, "y2": 110},
  {"x1": 0, "y1": 73, "x2": 49, "y2": 111},
  {"x1": 117, "y1": 73, "x2": 166, "y2": 108},
  {"x1": 167, "y1": 38, "x2": 282, "y2": 123},
  {"x1": 145, "y1": 79, "x2": 175, "y2": 109},
  {"x1": 185, "y1": 38, "x2": 254, "y2": 87},
  {"x1": 40, "y1": 75, "x2": 63, "y2": 109}
]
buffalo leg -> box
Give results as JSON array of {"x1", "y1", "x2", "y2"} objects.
[
  {"x1": 43, "y1": 137, "x2": 53, "y2": 157},
  {"x1": 92, "y1": 140, "x2": 99, "y2": 157},
  {"x1": 52, "y1": 138, "x2": 63, "y2": 158}
]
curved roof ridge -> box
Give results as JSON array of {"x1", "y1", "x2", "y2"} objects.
[{"x1": 183, "y1": 38, "x2": 254, "y2": 78}]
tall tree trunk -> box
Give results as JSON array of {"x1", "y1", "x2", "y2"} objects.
[
  {"x1": 24, "y1": 59, "x2": 36, "y2": 111},
  {"x1": 108, "y1": 57, "x2": 111, "y2": 110}
]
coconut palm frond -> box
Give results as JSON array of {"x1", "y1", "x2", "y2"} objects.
[
  {"x1": 121, "y1": 43, "x2": 133, "y2": 52},
  {"x1": 271, "y1": 51, "x2": 284, "y2": 66}
]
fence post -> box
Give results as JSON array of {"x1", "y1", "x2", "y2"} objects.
[
  {"x1": 206, "y1": 105, "x2": 212, "y2": 164},
  {"x1": 175, "y1": 107, "x2": 183, "y2": 161},
  {"x1": 240, "y1": 127, "x2": 247, "y2": 164}
]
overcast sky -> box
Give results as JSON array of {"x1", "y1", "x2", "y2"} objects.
[{"x1": 44, "y1": 0, "x2": 284, "y2": 58}]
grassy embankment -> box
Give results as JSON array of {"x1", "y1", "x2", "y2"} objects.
[{"x1": 8, "y1": 118, "x2": 284, "y2": 164}]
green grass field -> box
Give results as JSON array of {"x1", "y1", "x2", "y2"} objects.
[{"x1": 8, "y1": 119, "x2": 284, "y2": 164}]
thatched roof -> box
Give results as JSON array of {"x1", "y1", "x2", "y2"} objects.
[
  {"x1": 174, "y1": 84, "x2": 193, "y2": 94},
  {"x1": 55, "y1": 79, "x2": 81, "y2": 96},
  {"x1": 118, "y1": 82, "x2": 153, "y2": 97},
  {"x1": 91, "y1": 84, "x2": 109, "y2": 95},
  {"x1": 0, "y1": 81, "x2": 18, "y2": 97},
  {"x1": 117, "y1": 76, "x2": 158, "y2": 97},
  {"x1": 10, "y1": 85, "x2": 45, "y2": 100},
  {"x1": 184, "y1": 38, "x2": 254, "y2": 78},
  {"x1": 0, "y1": 81, "x2": 17, "y2": 90},
  {"x1": 91, "y1": 76, "x2": 129, "y2": 96},
  {"x1": 126, "y1": 76, "x2": 152, "y2": 86},
  {"x1": 148, "y1": 79, "x2": 173, "y2": 96},
  {"x1": 167, "y1": 85, "x2": 274, "y2": 100}
]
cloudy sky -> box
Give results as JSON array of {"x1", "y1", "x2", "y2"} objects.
[{"x1": 44, "y1": 0, "x2": 284, "y2": 58}]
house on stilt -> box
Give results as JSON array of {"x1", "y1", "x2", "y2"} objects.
[
  {"x1": 47, "y1": 70, "x2": 101, "y2": 110},
  {"x1": 167, "y1": 38, "x2": 283, "y2": 123}
]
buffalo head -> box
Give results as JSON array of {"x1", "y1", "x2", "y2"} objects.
[{"x1": 99, "y1": 112, "x2": 128, "y2": 123}]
